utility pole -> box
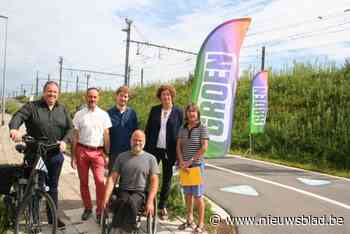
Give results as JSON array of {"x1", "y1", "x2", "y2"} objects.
[
  {"x1": 141, "y1": 68, "x2": 144, "y2": 88},
  {"x1": 127, "y1": 65, "x2": 131, "y2": 86},
  {"x1": 35, "y1": 71, "x2": 39, "y2": 97},
  {"x1": 76, "y1": 75, "x2": 79, "y2": 93},
  {"x1": 261, "y1": 46, "x2": 266, "y2": 71},
  {"x1": 122, "y1": 18, "x2": 132, "y2": 86},
  {"x1": 86, "y1": 74, "x2": 90, "y2": 90},
  {"x1": 58, "y1": 56, "x2": 63, "y2": 92},
  {"x1": 48, "y1": 73, "x2": 51, "y2": 81}
]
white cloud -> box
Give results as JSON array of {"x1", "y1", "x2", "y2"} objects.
[{"x1": 1, "y1": 0, "x2": 350, "y2": 95}]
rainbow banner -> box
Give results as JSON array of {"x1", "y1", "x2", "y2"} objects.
[
  {"x1": 249, "y1": 71, "x2": 268, "y2": 134},
  {"x1": 191, "y1": 18, "x2": 251, "y2": 158}
]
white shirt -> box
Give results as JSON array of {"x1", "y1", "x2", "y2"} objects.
[
  {"x1": 156, "y1": 108, "x2": 171, "y2": 149},
  {"x1": 73, "y1": 106, "x2": 112, "y2": 147}
]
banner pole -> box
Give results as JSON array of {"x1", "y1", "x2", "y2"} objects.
[
  {"x1": 250, "y1": 133, "x2": 253, "y2": 155},
  {"x1": 249, "y1": 133, "x2": 252, "y2": 156}
]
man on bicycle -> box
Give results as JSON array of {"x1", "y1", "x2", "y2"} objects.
[
  {"x1": 8, "y1": 81, "x2": 73, "y2": 229},
  {"x1": 102, "y1": 130, "x2": 159, "y2": 234}
]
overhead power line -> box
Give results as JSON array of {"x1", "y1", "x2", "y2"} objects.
[
  {"x1": 129, "y1": 39, "x2": 198, "y2": 56},
  {"x1": 62, "y1": 67, "x2": 124, "y2": 77},
  {"x1": 244, "y1": 20, "x2": 350, "y2": 49},
  {"x1": 247, "y1": 8, "x2": 350, "y2": 37}
]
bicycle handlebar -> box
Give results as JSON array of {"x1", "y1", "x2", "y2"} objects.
[{"x1": 20, "y1": 135, "x2": 60, "y2": 153}]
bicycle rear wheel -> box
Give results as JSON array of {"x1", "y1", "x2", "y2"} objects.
[{"x1": 15, "y1": 190, "x2": 57, "y2": 234}]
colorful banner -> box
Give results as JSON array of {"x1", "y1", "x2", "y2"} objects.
[
  {"x1": 249, "y1": 71, "x2": 268, "y2": 134},
  {"x1": 191, "y1": 18, "x2": 251, "y2": 158}
]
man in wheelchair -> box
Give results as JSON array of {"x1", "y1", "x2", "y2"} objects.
[{"x1": 102, "y1": 130, "x2": 159, "y2": 234}]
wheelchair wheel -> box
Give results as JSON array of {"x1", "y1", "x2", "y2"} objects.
[
  {"x1": 146, "y1": 198, "x2": 157, "y2": 234},
  {"x1": 101, "y1": 210, "x2": 113, "y2": 234}
]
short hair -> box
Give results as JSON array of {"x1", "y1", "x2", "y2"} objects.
[
  {"x1": 184, "y1": 103, "x2": 201, "y2": 123},
  {"x1": 43, "y1": 81, "x2": 59, "y2": 92},
  {"x1": 156, "y1": 84, "x2": 176, "y2": 101},
  {"x1": 115, "y1": 85, "x2": 129, "y2": 95},
  {"x1": 131, "y1": 129, "x2": 145, "y2": 140},
  {"x1": 86, "y1": 87, "x2": 100, "y2": 94}
]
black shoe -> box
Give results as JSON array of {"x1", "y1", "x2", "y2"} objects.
[
  {"x1": 96, "y1": 214, "x2": 101, "y2": 225},
  {"x1": 159, "y1": 208, "x2": 168, "y2": 220},
  {"x1": 81, "y1": 209, "x2": 93, "y2": 221},
  {"x1": 57, "y1": 218, "x2": 66, "y2": 229}
]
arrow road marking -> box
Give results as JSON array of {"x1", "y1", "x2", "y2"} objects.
[
  {"x1": 207, "y1": 163, "x2": 350, "y2": 211},
  {"x1": 297, "y1": 178, "x2": 331, "y2": 186},
  {"x1": 220, "y1": 185, "x2": 259, "y2": 196}
]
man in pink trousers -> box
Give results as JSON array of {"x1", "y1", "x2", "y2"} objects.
[{"x1": 71, "y1": 87, "x2": 112, "y2": 223}]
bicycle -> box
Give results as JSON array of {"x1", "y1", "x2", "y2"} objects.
[{"x1": 3, "y1": 135, "x2": 60, "y2": 234}]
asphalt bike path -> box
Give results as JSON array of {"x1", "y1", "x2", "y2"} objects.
[{"x1": 204, "y1": 156, "x2": 350, "y2": 234}]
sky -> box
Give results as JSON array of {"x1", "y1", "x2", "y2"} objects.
[{"x1": 0, "y1": 0, "x2": 350, "y2": 96}]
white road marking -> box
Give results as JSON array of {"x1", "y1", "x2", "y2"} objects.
[
  {"x1": 221, "y1": 185, "x2": 259, "y2": 196},
  {"x1": 207, "y1": 163, "x2": 350, "y2": 211},
  {"x1": 297, "y1": 178, "x2": 331, "y2": 186},
  {"x1": 230, "y1": 154, "x2": 350, "y2": 182}
]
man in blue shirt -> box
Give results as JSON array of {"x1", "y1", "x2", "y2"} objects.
[{"x1": 107, "y1": 86, "x2": 138, "y2": 172}]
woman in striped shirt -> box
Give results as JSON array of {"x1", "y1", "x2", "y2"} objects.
[{"x1": 176, "y1": 103, "x2": 209, "y2": 234}]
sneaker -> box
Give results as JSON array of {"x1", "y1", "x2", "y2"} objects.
[
  {"x1": 57, "y1": 218, "x2": 66, "y2": 229},
  {"x1": 81, "y1": 209, "x2": 93, "y2": 221}
]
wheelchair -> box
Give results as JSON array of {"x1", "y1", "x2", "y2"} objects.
[{"x1": 101, "y1": 187, "x2": 158, "y2": 234}]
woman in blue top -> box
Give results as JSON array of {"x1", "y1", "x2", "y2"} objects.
[{"x1": 176, "y1": 103, "x2": 209, "y2": 234}]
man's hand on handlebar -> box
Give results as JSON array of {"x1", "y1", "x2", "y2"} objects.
[{"x1": 10, "y1": 129, "x2": 22, "y2": 143}]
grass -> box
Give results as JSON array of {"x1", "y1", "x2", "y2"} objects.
[{"x1": 167, "y1": 175, "x2": 221, "y2": 234}]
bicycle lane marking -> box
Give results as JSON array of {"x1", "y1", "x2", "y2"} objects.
[
  {"x1": 206, "y1": 163, "x2": 350, "y2": 211},
  {"x1": 230, "y1": 154, "x2": 350, "y2": 182}
]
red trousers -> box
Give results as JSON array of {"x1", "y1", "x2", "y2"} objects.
[{"x1": 76, "y1": 144, "x2": 106, "y2": 215}]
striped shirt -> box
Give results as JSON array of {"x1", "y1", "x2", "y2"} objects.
[{"x1": 178, "y1": 123, "x2": 209, "y2": 163}]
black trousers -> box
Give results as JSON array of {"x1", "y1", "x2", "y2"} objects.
[
  {"x1": 45, "y1": 153, "x2": 64, "y2": 208},
  {"x1": 112, "y1": 190, "x2": 145, "y2": 231},
  {"x1": 152, "y1": 148, "x2": 175, "y2": 209}
]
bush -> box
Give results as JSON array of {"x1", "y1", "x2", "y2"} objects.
[{"x1": 5, "y1": 100, "x2": 21, "y2": 115}]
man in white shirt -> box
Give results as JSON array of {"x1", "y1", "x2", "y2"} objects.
[{"x1": 71, "y1": 87, "x2": 112, "y2": 223}]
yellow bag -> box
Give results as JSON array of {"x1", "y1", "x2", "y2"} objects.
[{"x1": 179, "y1": 167, "x2": 202, "y2": 186}]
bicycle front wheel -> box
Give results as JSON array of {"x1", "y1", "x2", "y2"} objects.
[{"x1": 15, "y1": 190, "x2": 57, "y2": 234}]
